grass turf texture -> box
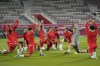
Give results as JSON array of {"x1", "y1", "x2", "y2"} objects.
[{"x1": 0, "y1": 36, "x2": 100, "y2": 66}]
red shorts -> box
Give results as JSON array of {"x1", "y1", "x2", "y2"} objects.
[
  {"x1": 88, "y1": 44, "x2": 97, "y2": 53},
  {"x1": 7, "y1": 42, "x2": 16, "y2": 51},
  {"x1": 40, "y1": 39, "x2": 47, "y2": 44},
  {"x1": 40, "y1": 39, "x2": 47, "y2": 47},
  {"x1": 28, "y1": 44, "x2": 36, "y2": 55}
]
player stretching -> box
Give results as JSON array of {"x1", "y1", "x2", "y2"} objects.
[
  {"x1": 72, "y1": 22, "x2": 80, "y2": 54},
  {"x1": 53, "y1": 27, "x2": 63, "y2": 50},
  {"x1": 86, "y1": 19, "x2": 98, "y2": 59},
  {"x1": 19, "y1": 29, "x2": 28, "y2": 53},
  {"x1": 38, "y1": 20, "x2": 46, "y2": 50},
  {"x1": 38, "y1": 20, "x2": 46, "y2": 56},
  {"x1": 46, "y1": 27, "x2": 56, "y2": 50},
  {"x1": 63, "y1": 28, "x2": 72, "y2": 54},
  {"x1": 0, "y1": 22, "x2": 20, "y2": 54},
  {"x1": 16, "y1": 27, "x2": 36, "y2": 57},
  {"x1": 0, "y1": 20, "x2": 22, "y2": 54}
]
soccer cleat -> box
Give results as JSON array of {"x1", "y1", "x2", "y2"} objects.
[
  {"x1": 15, "y1": 54, "x2": 20, "y2": 57},
  {"x1": 40, "y1": 54, "x2": 46, "y2": 56},
  {"x1": 53, "y1": 48, "x2": 56, "y2": 50},
  {"x1": 41, "y1": 47, "x2": 45, "y2": 50},
  {"x1": 74, "y1": 52, "x2": 78, "y2": 54},
  {"x1": 59, "y1": 49, "x2": 64, "y2": 51},
  {"x1": 64, "y1": 52, "x2": 70, "y2": 54},
  {"x1": 21, "y1": 50, "x2": 26, "y2": 54}
]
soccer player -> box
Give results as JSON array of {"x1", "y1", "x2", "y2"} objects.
[
  {"x1": 53, "y1": 27, "x2": 59, "y2": 48},
  {"x1": 85, "y1": 19, "x2": 98, "y2": 59},
  {"x1": 38, "y1": 20, "x2": 46, "y2": 50},
  {"x1": 19, "y1": 29, "x2": 28, "y2": 53},
  {"x1": 53, "y1": 27, "x2": 63, "y2": 50},
  {"x1": 46, "y1": 27, "x2": 56, "y2": 50},
  {"x1": 1, "y1": 20, "x2": 21, "y2": 54},
  {"x1": 72, "y1": 22, "x2": 80, "y2": 54},
  {"x1": 16, "y1": 27, "x2": 36, "y2": 57},
  {"x1": 0, "y1": 29, "x2": 19, "y2": 54},
  {"x1": 63, "y1": 28, "x2": 72, "y2": 53},
  {"x1": 11, "y1": 20, "x2": 23, "y2": 55},
  {"x1": 38, "y1": 20, "x2": 46, "y2": 56}
]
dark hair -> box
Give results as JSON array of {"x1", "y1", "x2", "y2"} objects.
[
  {"x1": 28, "y1": 28, "x2": 32, "y2": 31},
  {"x1": 55, "y1": 27, "x2": 58, "y2": 28},
  {"x1": 40, "y1": 25, "x2": 43, "y2": 28},
  {"x1": 8, "y1": 29, "x2": 12, "y2": 34},
  {"x1": 90, "y1": 26, "x2": 96, "y2": 30},
  {"x1": 49, "y1": 27, "x2": 51, "y2": 28},
  {"x1": 40, "y1": 25, "x2": 43, "y2": 30},
  {"x1": 66, "y1": 28, "x2": 69, "y2": 30},
  {"x1": 69, "y1": 28, "x2": 73, "y2": 32}
]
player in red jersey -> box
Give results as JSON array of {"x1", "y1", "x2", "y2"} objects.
[
  {"x1": 53, "y1": 27, "x2": 63, "y2": 50},
  {"x1": 38, "y1": 20, "x2": 46, "y2": 56},
  {"x1": 53, "y1": 27, "x2": 59, "y2": 48},
  {"x1": 11, "y1": 20, "x2": 24, "y2": 55},
  {"x1": 63, "y1": 28, "x2": 73, "y2": 53},
  {"x1": 86, "y1": 19, "x2": 98, "y2": 59},
  {"x1": 38, "y1": 20, "x2": 46, "y2": 50},
  {"x1": 16, "y1": 27, "x2": 36, "y2": 57},
  {"x1": 11, "y1": 20, "x2": 19, "y2": 42},
  {"x1": 18, "y1": 29, "x2": 28, "y2": 53},
  {"x1": 1, "y1": 20, "x2": 25, "y2": 55},
  {"x1": 0, "y1": 29, "x2": 19, "y2": 54},
  {"x1": 46, "y1": 27, "x2": 56, "y2": 50}
]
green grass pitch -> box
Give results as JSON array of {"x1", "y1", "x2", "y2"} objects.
[{"x1": 0, "y1": 36, "x2": 100, "y2": 66}]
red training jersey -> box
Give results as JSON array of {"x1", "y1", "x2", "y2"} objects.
[
  {"x1": 54, "y1": 29, "x2": 59, "y2": 39},
  {"x1": 38, "y1": 30, "x2": 45, "y2": 40},
  {"x1": 64, "y1": 31, "x2": 72, "y2": 40},
  {"x1": 26, "y1": 31, "x2": 35, "y2": 45},
  {"x1": 85, "y1": 22, "x2": 98, "y2": 44},
  {"x1": 6, "y1": 33, "x2": 17, "y2": 44},
  {"x1": 47, "y1": 31, "x2": 55, "y2": 41}
]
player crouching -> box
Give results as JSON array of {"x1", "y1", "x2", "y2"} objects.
[{"x1": 0, "y1": 30, "x2": 20, "y2": 54}]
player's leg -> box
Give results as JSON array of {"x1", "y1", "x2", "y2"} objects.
[
  {"x1": 23, "y1": 40, "x2": 28, "y2": 52},
  {"x1": 64, "y1": 43, "x2": 71, "y2": 54},
  {"x1": 55, "y1": 38, "x2": 58, "y2": 48},
  {"x1": 59, "y1": 39, "x2": 63, "y2": 50},
  {"x1": 88, "y1": 45, "x2": 94, "y2": 58},
  {"x1": 72, "y1": 42, "x2": 80, "y2": 54},
  {"x1": 40, "y1": 40, "x2": 45, "y2": 50},
  {"x1": 19, "y1": 41, "x2": 25, "y2": 53},
  {"x1": 1, "y1": 42, "x2": 16, "y2": 54},
  {"x1": 39, "y1": 47, "x2": 46, "y2": 56},
  {"x1": 16, "y1": 42, "x2": 22, "y2": 55},
  {"x1": 52, "y1": 40, "x2": 56, "y2": 50},
  {"x1": 16, "y1": 45, "x2": 35, "y2": 57},
  {"x1": 46, "y1": 41, "x2": 52, "y2": 50},
  {"x1": 90, "y1": 45, "x2": 97, "y2": 59}
]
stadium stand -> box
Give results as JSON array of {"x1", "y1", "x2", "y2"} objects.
[{"x1": 0, "y1": 0, "x2": 100, "y2": 36}]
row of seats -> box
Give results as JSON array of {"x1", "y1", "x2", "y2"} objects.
[{"x1": 0, "y1": 0, "x2": 100, "y2": 25}]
